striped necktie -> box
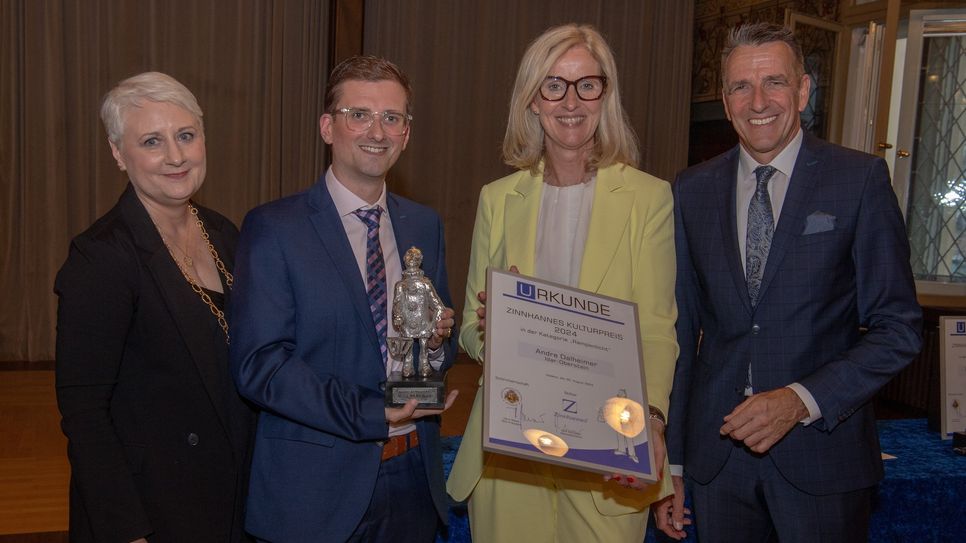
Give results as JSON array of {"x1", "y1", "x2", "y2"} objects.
[{"x1": 353, "y1": 207, "x2": 388, "y2": 364}]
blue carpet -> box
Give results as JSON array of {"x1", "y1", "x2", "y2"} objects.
[
  {"x1": 873, "y1": 419, "x2": 966, "y2": 542},
  {"x1": 436, "y1": 419, "x2": 966, "y2": 542}
]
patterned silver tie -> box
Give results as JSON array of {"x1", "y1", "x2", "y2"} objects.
[{"x1": 745, "y1": 165, "x2": 777, "y2": 307}]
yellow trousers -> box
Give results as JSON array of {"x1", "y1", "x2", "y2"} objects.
[{"x1": 467, "y1": 452, "x2": 649, "y2": 543}]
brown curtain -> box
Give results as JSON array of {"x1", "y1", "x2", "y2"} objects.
[
  {"x1": 2, "y1": 0, "x2": 693, "y2": 362},
  {"x1": 1, "y1": 0, "x2": 331, "y2": 361},
  {"x1": 364, "y1": 0, "x2": 694, "y2": 323}
]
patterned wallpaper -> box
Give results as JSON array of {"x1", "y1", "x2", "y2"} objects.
[{"x1": 693, "y1": 0, "x2": 839, "y2": 102}]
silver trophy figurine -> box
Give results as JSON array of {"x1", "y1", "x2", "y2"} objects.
[{"x1": 385, "y1": 247, "x2": 447, "y2": 407}]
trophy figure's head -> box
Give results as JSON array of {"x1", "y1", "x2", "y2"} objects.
[{"x1": 404, "y1": 246, "x2": 423, "y2": 271}]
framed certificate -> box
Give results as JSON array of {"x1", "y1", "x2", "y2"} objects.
[
  {"x1": 939, "y1": 316, "x2": 966, "y2": 438},
  {"x1": 482, "y1": 268, "x2": 657, "y2": 481}
]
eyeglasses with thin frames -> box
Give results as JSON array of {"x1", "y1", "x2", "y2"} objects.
[
  {"x1": 334, "y1": 107, "x2": 412, "y2": 136},
  {"x1": 539, "y1": 76, "x2": 608, "y2": 102}
]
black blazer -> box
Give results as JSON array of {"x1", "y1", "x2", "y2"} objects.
[{"x1": 55, "y1": 185, "x2": 255, "y2": 542}]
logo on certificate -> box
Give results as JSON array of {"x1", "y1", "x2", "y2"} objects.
[
  {"x1": 958, "y1": 321, "x2": 966, "y2": 334},
  {"x1": 517, "y1": 281, "x2": 536, "y2": 299}
]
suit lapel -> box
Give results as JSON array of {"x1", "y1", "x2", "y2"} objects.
[
  {"x1": 716, "y1": 151, "x2": 752, "y2": 314},
  {"x1": 578, "y1": 166, "x2": 633, "y2": 293},
  {"x1": 756, "y1": 137, "x2": 821, "y2": 305},
  {"x1": 120, "y1": 187, "x2": 237, "y2": 453},
  {"x1": 503, "y1": 173, "x2": 541, "y2": 275},
  {"x1": 306, "y1": 181, "x2": 383, "y2": 364}
]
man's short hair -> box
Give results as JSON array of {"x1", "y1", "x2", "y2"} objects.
[
  {"x1": 324, "y1": 55, "x2": 413, "y2": 114},
  {"x1": 721, "y1": 22, "x2": 806, "y2": 85}
]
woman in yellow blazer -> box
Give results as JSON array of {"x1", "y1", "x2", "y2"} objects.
[{"x1": 447, "y1": 24, "x2": 678, "y2": 542}]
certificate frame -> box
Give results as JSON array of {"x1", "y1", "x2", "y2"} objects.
[
  {"x1": 939, "y1": 316, "x2": 966, "y2": 438},
  {"x1": 481, "y1": 268, "x2": 657, "y2": 481}
]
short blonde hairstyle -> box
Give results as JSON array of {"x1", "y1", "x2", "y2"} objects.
[
  {"x1": 100, "y1": 72, "x2": 204, "y2": 145},
  {"x1": 503, "y1": 24, "x2": 639, "y2": 173}
]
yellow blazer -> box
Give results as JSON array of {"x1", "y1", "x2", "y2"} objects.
[{"x1": 447, "y1": 163, "x2": 678, "y2": 513}]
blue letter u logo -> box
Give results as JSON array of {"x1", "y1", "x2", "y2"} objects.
[{"x1": 517, "y1": 281, "x2": 535, "y2": 299}]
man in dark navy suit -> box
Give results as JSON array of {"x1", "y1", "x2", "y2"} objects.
[
  {"x1": 656, "y1": 23, "x2": 921, "y2": 542},
  {"x1": 230, "y1": 56, "x2": 457, "y2": 543}
]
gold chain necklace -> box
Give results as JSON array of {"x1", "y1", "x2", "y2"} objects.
[{"x1": 153, "y1": 204, "x2": 234, "y2": 344}]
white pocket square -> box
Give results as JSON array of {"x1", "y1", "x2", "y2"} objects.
[{"x1": 803, "y1": 211, "x2": 835, "y2": 235}]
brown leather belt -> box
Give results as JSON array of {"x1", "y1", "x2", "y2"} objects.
[{"x1": 381, "y1": 430, "x2": 419, "y2": 461}]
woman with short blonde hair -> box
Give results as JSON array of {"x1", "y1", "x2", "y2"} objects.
[{"x1": 56, "y1": 71, "x2": 254, "y2": 543}]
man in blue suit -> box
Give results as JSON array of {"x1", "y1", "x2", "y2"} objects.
[
  {"x1": 656, "y1": 23, "x2": 921, "y2": 542},
  {"x1": 230, "y1": 56, "x2": 458, "y2": 543}
]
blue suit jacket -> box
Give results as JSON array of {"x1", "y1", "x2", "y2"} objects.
[
  {"x1": 230, "y1": 177, "x2": 455, "y2": 542},
  {"x1": 667, "y1": 134, "x2": 921, "y2": 495}
]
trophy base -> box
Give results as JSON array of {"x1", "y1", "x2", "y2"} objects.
[{"x1": 385, "y1": 370, "x2": 446, "y2": 408}]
